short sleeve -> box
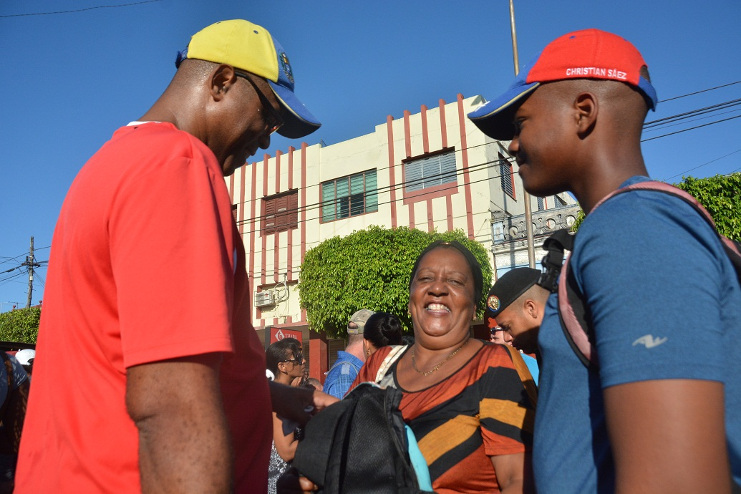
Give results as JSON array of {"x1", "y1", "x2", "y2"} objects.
[
  {"x1": 573, "y1": 191, "x2": 727, "y2": 388},
  {"x1": 110, "y1": 147, "x2": 235, "y2": 367}
]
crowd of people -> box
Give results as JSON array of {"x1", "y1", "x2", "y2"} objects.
[{"x1": 8, "y1": 15, "x2": 739, "y2": 494}]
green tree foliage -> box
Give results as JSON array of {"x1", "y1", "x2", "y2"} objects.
[
  {"x1": 0, "y1": 307, "x2": 40, "y2": 344},
  {"x1": 675, "y1": 173, "x2": 741, "y2": 242},
  {"x1": 298, "y1": 226, "x2": 493, "y2": 338}
]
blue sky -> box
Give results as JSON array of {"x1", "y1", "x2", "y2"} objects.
[{"x1": 1, "y1": 0, "x2": 740, "y2": 311}]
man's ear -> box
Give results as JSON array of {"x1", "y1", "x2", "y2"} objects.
[
  {"x1": 209, "y1": 64, "x2": 237, "y2": 101},
  {"x1": 524, "y1": 299, "x2": 539, "y2": 320},
  {"x1": 574, "y1": 92, "x2": 597, "y2": 137}
]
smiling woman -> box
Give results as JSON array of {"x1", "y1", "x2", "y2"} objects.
[{"x1": 351, "y1": 241, "x2": 537, "y2": 494}]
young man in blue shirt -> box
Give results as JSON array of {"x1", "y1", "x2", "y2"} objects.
[{"x1": 469, "y1": 29, "x2": 741, "y2": 494}]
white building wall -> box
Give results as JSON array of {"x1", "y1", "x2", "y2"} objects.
[{"x1": 227, "y1": 94, "x2": 577, "y2": 331}]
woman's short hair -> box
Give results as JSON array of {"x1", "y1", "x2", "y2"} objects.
[
  {"x1": 266, "y1": 337, "x2": 301, "y2": 374},
  {"x1": 363, "y1": 312, "x2": 404, "y2": 349},
  {"x1": 408, "y1": 240, "x2": 484, "y2": 306}
]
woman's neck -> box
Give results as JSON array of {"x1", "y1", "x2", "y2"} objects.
[{"x1": 274, "y1": 374, "x2": 293, "y2": 386}]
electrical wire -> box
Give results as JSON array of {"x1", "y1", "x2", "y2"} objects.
[
  {"x1": 236, "y1": 91, "x2": 740, "y2": 228},
  {"x1": 0, "y1": 0, "x2": 162, "y2": 18},
  {"x1": 659, "y1": 81, "x2": 741, "y2": 103}
]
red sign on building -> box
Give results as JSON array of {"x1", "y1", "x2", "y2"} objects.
[{"x1": 268, "y1": 327, "x2": 303, "y2": 344}]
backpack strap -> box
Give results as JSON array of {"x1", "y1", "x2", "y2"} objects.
[
  {"x1": 538, "y1": 228, "x2": 599, "y2": 369},
  {"x1": 538, "y1": 228, "x2": 574, "y2": 293},
  {"x1": 559, "y1": 256, "x2": 598, "y2": 369},
  {"x1": 558, "y1": 180, "x2": 741, "y2": 371},
  {"x1": 608, "y1": 181, "x2": 741, "y2": 280},
  {"x1": 375, "y1": 345, "x2": 408, "y2": 384}
]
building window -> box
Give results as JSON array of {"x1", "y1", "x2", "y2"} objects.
[
  {"x1": 554, "y1": 195, "x2": 567, "y2": 207},
  {"x1": 404, "y1": 149, "x2": 457, "y2": 193},
  {"x1": 537, "y1": 197, "x2": 545, "y2": 211},
  {"x1": 262, "y1": 190, "x2": 298, "y2": 235},
  {"x1": 321, "y1": 169, "x2": 378, "y2": 222},
  {"x1": 500, "y1": 153, "x2": 516, "y2": 199}
]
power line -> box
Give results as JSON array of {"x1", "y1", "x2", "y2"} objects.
[
  {"x1": 0, "y1": 0, "x2": 163, "y2": 18},
  {"x1": 659, "y1": 81, "x2": 741, "y2": 103},
  {"x1": 236, "y1": 91, "x2": 741, "y2": 234},
  {"x1": 643, "y1": 98, "x2": 741, "y2": 130},
  {"x1": 663, "y1": 148, "x2": 741, "y2": 182},
  {"x1": 642, "y1": 114, "x2": 741, "y2": 142},
  {"x1": 236, "y1": 93, "x2": 739, "y2": 224}
]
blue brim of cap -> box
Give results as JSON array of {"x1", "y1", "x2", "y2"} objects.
[
  {"x1": 269, "y1": 81, "x2": 321, "y2": 139},
  {"x1": 468, "y1": 72, "x2": 539, "y2": 141}
]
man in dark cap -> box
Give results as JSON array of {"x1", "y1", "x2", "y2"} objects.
[
  {"x1": 16, "y1": 19, "x2": 324, "y2": 493},
  {"x1": 469, "y1": 28, "x2": 740, "y2": 493},
  {"x1": 485, "y1": 268, "x2": 548, "y2": 357}
]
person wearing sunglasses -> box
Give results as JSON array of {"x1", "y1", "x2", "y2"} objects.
[
  {"x1": 266, "y1": 338, "x2": 307, "y2": 494},
  {"x1": 16, "y1": 19, "x2": 322, "y2": 494}
]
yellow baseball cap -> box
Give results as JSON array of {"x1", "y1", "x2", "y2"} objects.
[{"x1": 176, "y1": 19, "x2": 321, "y2": 138}]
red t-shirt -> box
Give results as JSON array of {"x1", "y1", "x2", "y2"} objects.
[{"x1": 15, "y1": 123, "x2": 271, "y2": 493}]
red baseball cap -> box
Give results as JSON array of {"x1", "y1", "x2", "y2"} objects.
[{"x1": 468, "y1": 29, "x2": 657, "y2": 140}]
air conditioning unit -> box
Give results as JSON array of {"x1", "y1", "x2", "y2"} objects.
[{"x1": 254, "y1": 290, "x2": 275, "y2": 308}]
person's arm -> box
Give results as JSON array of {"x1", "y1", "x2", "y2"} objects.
[
  {"x1": 268, "y1": 381, "x2": 339, "y2": 427},
  {"x1": 490, "y1": 452, "x2": 534, "y2": 494},
  {"x1": 273, "y1": 412, "x2": 298, "y2": 462},
  {"x1": 604, "y1": 379, "x2": 730, "y2": 494},
  {"x1": 126, "y1": 353, "x2": 232, "y2": 494}
]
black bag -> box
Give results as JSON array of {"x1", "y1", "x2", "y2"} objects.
[{"x1": 291, "y1": 382, "x2": 432, "y2": 494}]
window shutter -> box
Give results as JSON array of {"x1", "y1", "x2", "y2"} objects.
[
  {"x1": 405, "y1": 161, "x2": 423, "y2": 192},
  {"x1": 439, "y1": 151, "x2": 457, "y2": 185},
  {"x1": 365, "y1": 170, "x2": 378, "y2": 212},
  {"x1": 321, "y1": 182, "x2": 336, "y2": 222}
]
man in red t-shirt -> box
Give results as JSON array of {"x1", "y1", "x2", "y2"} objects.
[{"x1": 15, "y1": 19, "x2": 324, "y2": 493}]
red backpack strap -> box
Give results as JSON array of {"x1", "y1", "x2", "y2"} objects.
[
  {"x1": 558, "y1": 257, "x2": 599, "y2": 369},
  {"x1": 599, "y1": 180, "x2": 717, "y2": 224}
]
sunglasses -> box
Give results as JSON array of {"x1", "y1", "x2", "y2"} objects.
[
  {"x1": 490, "y1": 326, "x2": 508, "y2": 335},
  {"x1": 281, "y1": 353, "x2": 304, "y2": 365},
  {"x1": 234, "y1": 70, "x2": 284, "y2": 135}
]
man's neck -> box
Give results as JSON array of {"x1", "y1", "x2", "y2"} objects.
[{"x1": 344, "y1": 341, "x2": 366, "y2": 363}]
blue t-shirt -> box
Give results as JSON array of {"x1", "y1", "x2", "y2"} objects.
[
  {"x1": 323, "y1": 351, "x2": 363, "y2": 399},
  {"x1": 533, "y1": 176, "x2": 741, "y2": 493}
]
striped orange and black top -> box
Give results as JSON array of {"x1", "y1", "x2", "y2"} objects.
[{"x1": 353, "y1": 342, "x2": 536, "y2": 494}]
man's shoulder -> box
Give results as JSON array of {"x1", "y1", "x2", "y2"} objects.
[
  {"x1": 110, "y1": 122, "x2": 204, "y2": 155},
  {"x1": 328, "y1": 352, "x2": 362, "y2": 372}
]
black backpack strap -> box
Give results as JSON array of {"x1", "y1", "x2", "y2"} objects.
[{"x1": 537, "y1": 229, "x2": 574, "y2": 294}]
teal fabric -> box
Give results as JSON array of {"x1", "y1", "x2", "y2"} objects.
[{"x1": 405, "y1": 425, "x2": 432, "y2": 491}]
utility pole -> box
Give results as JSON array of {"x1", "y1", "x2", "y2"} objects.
[
  {"x1": 508, "y1": 0, "x2": 537, "y2": 268},
  {"x1": 23, "y1": 236, "x2": 40, "y2": 308}
]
